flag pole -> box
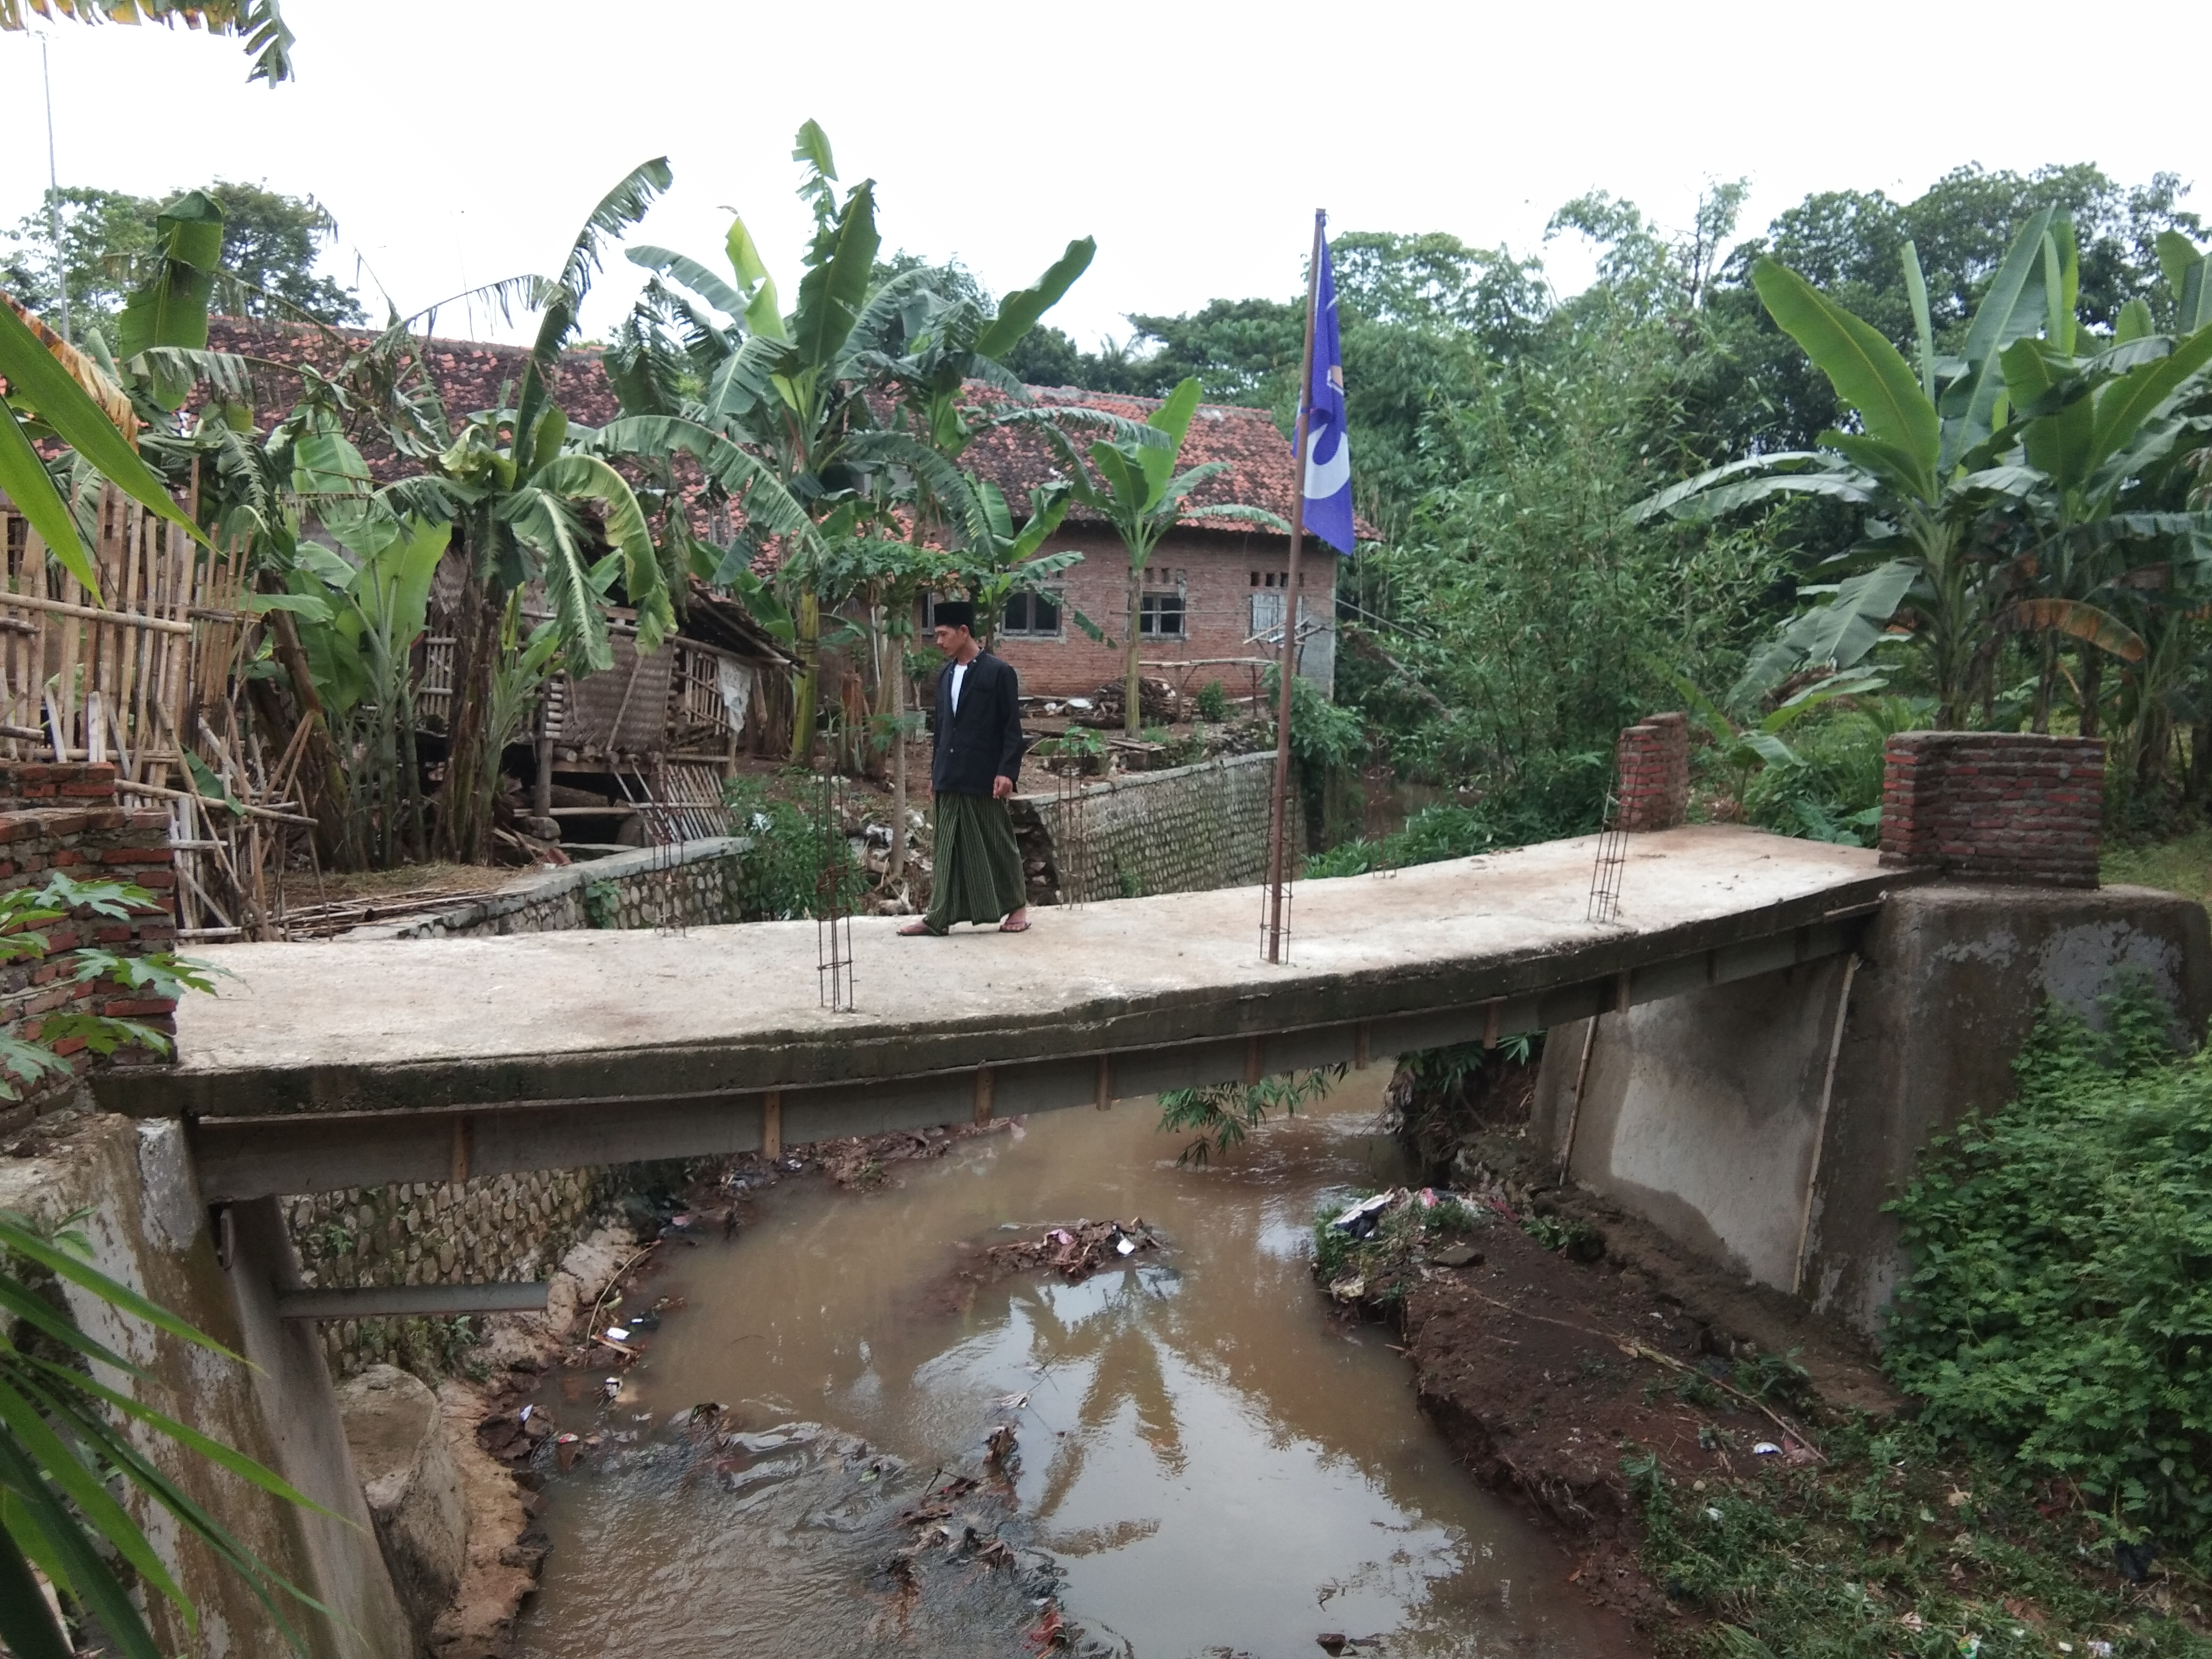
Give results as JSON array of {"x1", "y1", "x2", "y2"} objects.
[{"x1": 1264, "y1": 210, "x2": 1326, "y2": 965}]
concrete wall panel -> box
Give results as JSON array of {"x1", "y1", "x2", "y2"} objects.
[{"x1": 1546, "y1": 958, "x2": 1847, "y2": 1291}]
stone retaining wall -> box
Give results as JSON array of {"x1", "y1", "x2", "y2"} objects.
[
  {"x1": 350, "y1": 837, "x2": 750, "y2": 939},
  {"x1": 1009, "y1": 750, "x2": 1303, "y2": 904},
  {"x1": 287, "y1": 1170, "x2": 607, "y2": 1378}
]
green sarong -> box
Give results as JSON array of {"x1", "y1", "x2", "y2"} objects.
[{"x1": 925, "y1": 790, "x2": 1026, "y2": 933}]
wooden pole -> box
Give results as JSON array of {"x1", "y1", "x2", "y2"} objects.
[{"x1": 1264, "y1": 210, "x2": 1327, "y2": 965}]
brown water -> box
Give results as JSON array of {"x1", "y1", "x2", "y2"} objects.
[{"x1": 510, "y1": 1079, "x2": 1622, "y2": 1657}]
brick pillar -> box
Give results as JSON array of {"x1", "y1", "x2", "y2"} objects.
[
  {"x1": 1878, "y1": 732, "x2": 2103, "y2": 887},
  {"x1": 1615, "y1": 713, "x2": 1689, "y2": 832},
  {"x1": 0, "y1": 763, "x2": 179, "y2": 1127}
]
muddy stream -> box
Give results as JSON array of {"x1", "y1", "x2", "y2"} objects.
[{"x1": 509, "y1": 1077, "x2": 1623, "y2": 1657}]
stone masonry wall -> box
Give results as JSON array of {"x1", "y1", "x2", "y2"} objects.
[
  {"x1": 1009, "y1": 750, "x2": 1305, "y2": 905},
  {"x1": 1615, "y1": 713, "x2": 1689, "y2": 832},
  {"x1": 1879, "y1": 731, "x2": 2103, "y2": 887},
  {"x1": 287, "y1": 1170, "x2": 605, "y2": 1378},
  {"x1": 349, "y1": 837, "x2": 749, "y2": 940},
  {"x1": 305, "y1": 842, "x2": 756, "y2": 1376},
  {"x1": 0, "y1": 761, "x2": 178, "y2": 1133}
]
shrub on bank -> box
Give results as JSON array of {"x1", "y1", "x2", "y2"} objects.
[{"x1": 1885, "y1": 978, "x2": 2212, "y2": 1565}]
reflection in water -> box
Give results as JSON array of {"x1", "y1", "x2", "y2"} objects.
[{"x1": 513, "y1": 1076, "x2": 1620, "y2": 1657}]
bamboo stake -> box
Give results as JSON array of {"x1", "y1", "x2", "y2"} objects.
[{"x1": 1264, "y1": 209, "x2": 1327, "y2": 967}]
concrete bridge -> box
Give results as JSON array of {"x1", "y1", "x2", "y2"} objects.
[
  {"x1": 29, "y1": 727, "x2": 2212, "y2": 1659},
  {"x1": 105, "y1": 826, "x2": 1895, "y2": 1203}
]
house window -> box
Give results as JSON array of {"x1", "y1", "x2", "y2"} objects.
[
  {"x1": 1139, "y1": 592, "x2": 1186, "y2": 638},
  {"x1": 1001, "y1": 589, "x2": 1062, "y2": 639}
]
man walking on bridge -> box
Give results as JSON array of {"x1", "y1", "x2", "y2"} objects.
[{"x1": 899, "y1": 600, "x2": 1031, "y2": 936}]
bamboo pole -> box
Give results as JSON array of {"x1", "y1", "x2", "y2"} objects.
[{"x1": 1264, "y1": 210, "x2": 1327, "y2": 966}]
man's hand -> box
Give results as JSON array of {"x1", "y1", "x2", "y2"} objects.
[{"x1": 992, "y1": 775, "x2": 1014, "y2": 800}]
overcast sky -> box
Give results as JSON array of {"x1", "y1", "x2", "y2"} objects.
[{"x1": 3, "y1": 0, "x2": 2206, "y2": 351}]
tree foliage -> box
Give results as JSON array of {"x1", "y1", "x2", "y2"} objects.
[{"x1": 4, "y1": 182, "x2": 361, "y2": 334}]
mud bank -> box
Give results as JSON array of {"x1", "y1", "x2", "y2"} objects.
[{"x1": 1382, "y1": 1208, "x2": 1853, "y2": 1632}]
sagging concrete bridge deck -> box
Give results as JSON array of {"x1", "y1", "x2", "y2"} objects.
[{"x1": 100, "y1": 825, "x2": 1907, "y2": 1202}]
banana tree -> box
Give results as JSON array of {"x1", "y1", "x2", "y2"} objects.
[
  {"x1": 617, "y1": 121, "x2": 1093, "y2": 762},
  {"x1": 1995, "y1": 227, "x2": 2212, "y2": 733},
  {"x1": 1640, "y1": 212, "x2": 2078, "y2": 725},
  {"x1": 0, "y1": 293, "x2": 202, "y2": 598},
  {"x1": 389, "y1": 161, "x2": 675, "y2": 859},
  {"x1": 1040, "y1": 378, "x2": 1288, "y2": 733}
]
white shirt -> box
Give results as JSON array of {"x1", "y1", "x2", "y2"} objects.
[{"x1": 949, "y1": 660, "x2": 969, "y2": 714}]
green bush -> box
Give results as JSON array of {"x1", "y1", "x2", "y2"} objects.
[
  {"x1": 1885, "y1": 976, "x2": 2212, "y2": 1561},
  {"x1": 1194, "y1": 678, "x2": 1230, "y2": 722},
  {"x1": 1304, "y1": 802, "x2": 1495, "y2": 877},
  {"x1": 723, "y1": 778, "x2": 859, "y2": 920},
  {"x1": 1740, "y1": 697, "x2": 1922, "y2": 848}
]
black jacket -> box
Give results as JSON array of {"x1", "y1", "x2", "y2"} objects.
[{"x1": 930, "y1": 650, "x2": 1025, "y2": 796}]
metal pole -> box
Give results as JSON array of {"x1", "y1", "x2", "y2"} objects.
[
  {"x1": 40, "y1": 38, "x2": 70, "y2": 344},
  {"x1": 1263, "y1": 210, "x2": 1326, "y2": 965}
]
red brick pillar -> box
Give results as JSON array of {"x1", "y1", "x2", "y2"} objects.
[
  {"x1": 0, "y1": 763, "x2": 179, "y2": 1125},
  {"x1": 1878, "y1": 732, "x2": 2103, "y2": 886},
  {"x1": 1615, "y1": 713, "x2": 1689, "y2": 832}
]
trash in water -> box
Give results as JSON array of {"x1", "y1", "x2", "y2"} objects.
[
  {"x1": 1753, "y1": 1442, "x2": 1782, "y2": 1456},
  {"x1": 1417, "y1": 1188, "x2": 1439, "y2": 1208},
  {"x1": 992, "y1": 1392, "x2": 1032, "y2": 1411},
  {"x1": 985, "y1": 1424, "x2": 1018, "y2": 1463},
  {"x1": 988, "y1": 1219, "x2": 1162, "y2": 1284},
  {"x1": 518, "y1": 1404, "x2": 533, "y2": 1423},
  {"x1": 605, "y1": 1326, "x2": 631, "y2": 1342},
  {"x1": 601, "y1": 1376, "x2": 622, "y2": 1400}
]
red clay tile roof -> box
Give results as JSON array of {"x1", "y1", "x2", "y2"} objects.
[
  {"x1": 957, "y1": 383, "x2": 1301, "y2": 535},
  {"x1": 205, "y1": 319, "x2": 1367, "y2": 543},
  {"x1": 206, "y1": 316, "x2": 619, "y2": 482}
]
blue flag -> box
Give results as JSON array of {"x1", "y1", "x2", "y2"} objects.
[{"x1": 1302, "y1": 232, "x2": 1355, "y2": 555}]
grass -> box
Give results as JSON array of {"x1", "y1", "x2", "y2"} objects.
[
  {"x1": 1633, "y1": 1417, "x2": 2212, "y2": 1659},
  {"x1": 2101, "y1": 828, "x2": 2212, "y2": 901}
]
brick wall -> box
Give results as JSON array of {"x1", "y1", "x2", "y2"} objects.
[
  {"x1": 1879, "y1": 731, "x2": 2103, "y2": 886},
  {"x1": 0, "y1": 763, "x2": 177, "y2": 1132},
  {"x1": 1009, "y1": 751, "x2": 1304, "y2": 904},
  {"x1": 1615, "y1": 714, "x2": 1689, "y2": 832},
  {"x1": 286, "y1": 1170, "x2": 607, "y2": 1377},
  {"x1": 952, "y1": 525, "x2": 1340, "y2": 701},
  {"x1": 348, "y1": 839, "x2": 748, "y2": 940}
]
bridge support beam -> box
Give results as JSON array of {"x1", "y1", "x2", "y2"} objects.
[{"x1": 188, "y1": 912, "x2": 1875, "y2": 1202}]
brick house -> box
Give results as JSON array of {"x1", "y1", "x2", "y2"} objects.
[{"x1": 943, "y1": 386, "x2": 1348, "y2": 703}]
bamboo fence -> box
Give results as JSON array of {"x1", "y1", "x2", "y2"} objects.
[{"x1": 0, "y1": 486, "x2": 307, "y2": 941}]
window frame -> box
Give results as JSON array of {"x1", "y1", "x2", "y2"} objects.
[
  {"x1": 999, "y1": 586, "x2": 1066, "y2": 640},
  {"x1": 1138, "y1": 590, "x2": 1187, "y2": 639}
]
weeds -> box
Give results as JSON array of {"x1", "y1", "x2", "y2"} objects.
[
  {"x1": 1630, "y1": 1416, "x2": 2212, "y2": 1658},
  {"x1": 1886, "y1": 975, "x2": 2212, "y2": 1568}
]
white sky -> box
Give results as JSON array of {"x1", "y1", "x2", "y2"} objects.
[{"x1": 3, "y1": 0, "x2": 2207, "y2": 352}]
